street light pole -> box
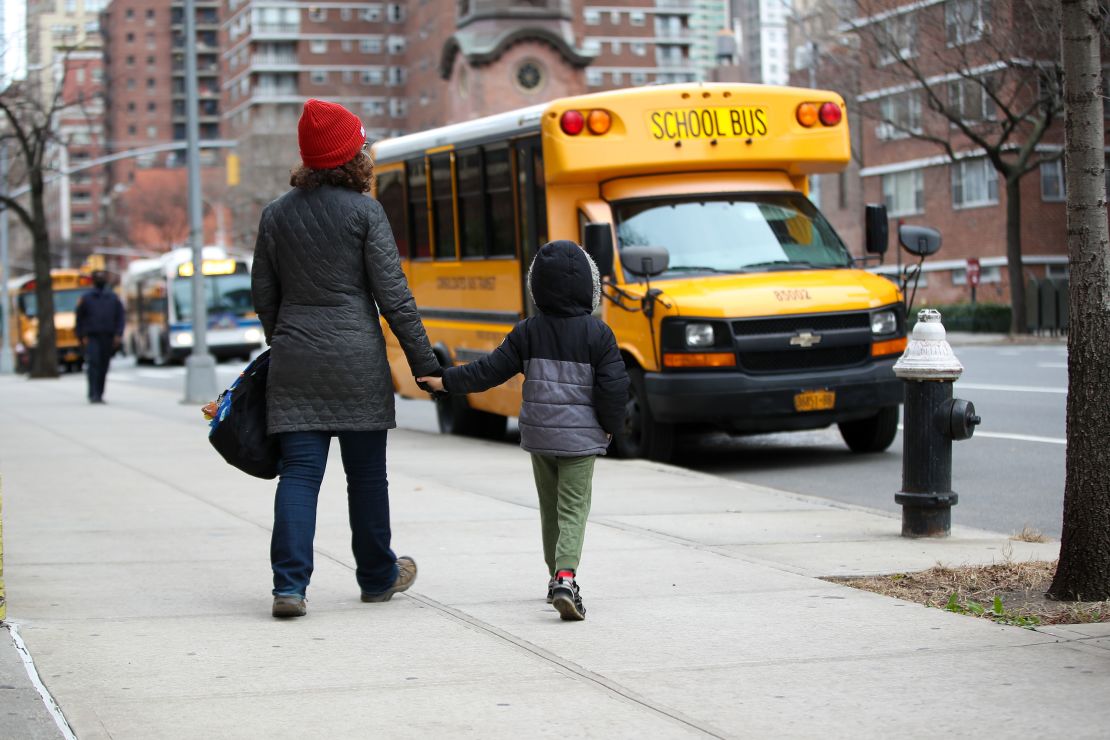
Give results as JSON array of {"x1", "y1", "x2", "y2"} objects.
[
  {"x1": 1, "y1": 142, "x2": 15, "y2": 374},
  {"x1": 182, "y1": 0, "x2": 217, "y2": 403}
]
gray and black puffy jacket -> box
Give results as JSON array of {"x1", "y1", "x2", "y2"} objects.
[{"x1": 442, "y1": 240, "x2": 630, "y2": 457}]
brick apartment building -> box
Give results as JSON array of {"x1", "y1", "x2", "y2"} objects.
[
  {"x1": 56, "y1": 51, "x2": 109, "y2": 256},
  {"x1": 843, "y1": 0, "x2": 1105, "y2": 306}
]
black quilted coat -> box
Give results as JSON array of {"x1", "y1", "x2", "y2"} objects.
[{"x1": 251, "y1": 185, "x2": 439, "y2": 434}]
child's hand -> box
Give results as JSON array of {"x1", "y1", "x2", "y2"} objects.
[{"x1": 417, "y1": 376, "x2": 444, "y2": 392}]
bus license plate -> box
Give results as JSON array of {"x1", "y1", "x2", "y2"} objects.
[
  {"x1": 648, "y1": 107, "x2": 768, "y2": 141},
  {"x1": 794, "y1": 390, "x2": 835, "y2": 412}
]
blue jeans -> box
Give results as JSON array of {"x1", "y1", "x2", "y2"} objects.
[{"x1": 271, "y1": 430, "x2": 399, "y2": 598}]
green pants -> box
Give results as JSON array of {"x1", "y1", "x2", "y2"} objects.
[{"x1": 530, "y1": 454, "x2": 596, "y2": 575}]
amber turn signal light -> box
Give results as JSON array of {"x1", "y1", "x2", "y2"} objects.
[
  {"x1": 663, "y1": 352, "x2": 737, "y2": 368},
  {"x1": 796, "y1": 102, "x2": 819, "y2": 127},
  {"x1": 586, "y1": 109, "x2": 612, "y2": 135},
  {"x1": 871, "y1": 337, "x2": 908, "y2": 357}
]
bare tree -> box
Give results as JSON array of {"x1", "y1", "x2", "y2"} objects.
[
  {"x1": 847, "y1": 0, "x2": 1064, "y2": 333},
  {"x1": 117, "y1": 170, "x2": 191, "y2": 250},
  {"x1": 1049, "y1": 0, "x2": 1109, "y2": 602},
  {"x1": 0, "y1": 70, "x2": 67, "y2": 378}
]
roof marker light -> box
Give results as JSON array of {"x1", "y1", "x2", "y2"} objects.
[
  {"x1": 796, "y1": 102, "x2": 818, "y2": 128},
  {"x1": 819, "y1": 102, "x2": 843, "y2": 126},
  {"x1": 560, "y1": 110, "x2": 584, "y2": 135}
]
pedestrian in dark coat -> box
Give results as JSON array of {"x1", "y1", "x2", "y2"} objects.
[
  {"x1": 251, "y1": 98, "x2": 441, "y2": 619},
  {"x1": 419, "y1": 240, "x2": 630, "y2": 621},
  {"x1": 75, "y1": 270, "x2": 124, "y2": 404}
]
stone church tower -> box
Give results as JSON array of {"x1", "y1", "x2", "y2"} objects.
[{"x1": 437, "y1": 0, "x2": 595, "y2": 123}]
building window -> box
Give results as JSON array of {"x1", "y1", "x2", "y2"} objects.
[
  {"x1": 125, "y1": 8, "x2": 134, "y2": 20},
  {"x1": 610, "y1": 40, "x2": 621, "y2": 54},
  {"x1": 311, "y1": 69, "x2": 328, "y2": 84},
  {"x1": 630, "y1": 11, "x2": 645, "y2": 26},
  {"x1": 877, "y1": 92, "x2": 921, "y2": 139},
  {"x1": 514, "y1": 61, "x2": 544, "y2": 92},
  {"x1": 631, "y1": 71, "x2": 647, "y2": 86},
  {"x1": 310, "y1": 39, "x2": 328, "y2": 54},
  {"x1": 948, "y1": 77, "x2": 996, "y2": 123},
  {"x1": 388, "y1": 36, "x2": 405, "y2": 54},
  {"x1": 147, "y1": 101, "x2": 156, "y2": 112},
  {"x1": 1040, "y1": 160, "x2": 1066, "y2": 202},
  {"x1": 632, "y1": 42, "x2": 646, "y2": 56},
  {"x1": 946, "y1": 0, "x2": 989, "y2": 46},
  {"x1": 387, "y1": 3, "x2": 405, "y2": 22},
  {"x1": 609, "y1": 10, "x2": 620, "y2": 24},
  {"x1": 360, "y1": 7, "x2": 381, "y2": 21},
  {"x1": 951, "y1": 158, "x2": 999, "y2": 208},
  {"x1": 876, "y1": 13, "x2": 916, "y2": 65},
  {"x1": 341, "y1": 8, "x2": 352, "y2": 21},
  {"x1": 586, "y1": 68, "x2": 602, "y2": 87},
  {"x1": 952, "y1": 265, "x2": 1001, "y2": 285},
  {"x1": 342, "y1": 70, "x2": 354, "y2": 83},
  {"x1": 362, "y1": 69, "x2": 383, "y2": 85},
  {"x1": 611, "y1": 70, "x2": 623, "y2": 85},
  {"x1": 308, "y1": 7, "x2": 326, "y2": 22},
  {"x1": 881, "y1": 169, "x2": 924, "y2": 216},
  {"x1": 146, "y1": 8, "x2": 155, "y2": 21},
  {"x1": 341, "y1": 40, "x2": 353, "y2": 52},
  {"x1": 584, "y1": 10, "x2": 600, "y2": 26},
  {"x1": 360, "y1": 38, "x2": 381, "y2": 54},
  {"x1": 147, "y1": 126, "x2": 158, "y2": 139},
  {"x1": 126, "y1": 32, "x2": 135, "y2": 42},
  {"x1": 388, "y1": 66, "x2": 406, "y2": 85}
]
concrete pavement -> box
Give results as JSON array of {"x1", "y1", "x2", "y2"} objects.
[{"x1": 0, "y1": 372, "x2": 1105, "y2": 739}]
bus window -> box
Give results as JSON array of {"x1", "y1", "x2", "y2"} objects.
[
  {"x1": 532, "y1": 147, "x2": 548, "y2": 246},
  {"x1": 377, "y1": 169, "x2": 408, "y2": 258},
  {"x1": 171, "y1": 270, "x2": 253, "y2": 322},
  {"x1": 430, "y1": 153, "x2": 456, "y2": 260},
  {"x1": 17, "y1": 288, "x2": 85, "y2": 317},
  {"x1": 406, "y1": 159, "x2": 431, "y2": 259},
  {"x1": 456, "y1": 147, "x2": 485, "y2": 259},
  {"x1": 613, "y1": 193, "x2": 851, "y2": 277},
  {"x1": 485, "y1": 144, "x2": 515, "y2": 257},
  {"x1": 515, "y1": 137, "x2": 546, "y2": 269}
]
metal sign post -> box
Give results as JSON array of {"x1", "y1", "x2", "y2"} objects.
[
  {"x1": 182, "y1": 0, "x2": 218, "y2": 403},
  {"x1": 966, "y1": 257, "x2": 981, "y2": 306},
  {"x1": 0, "y1": 142, "x2": 15, "y2": 374}
]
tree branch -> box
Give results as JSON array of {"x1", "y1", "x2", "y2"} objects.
[{"x1": 0, "y1": 192, "x2": 35, "y2": 231}]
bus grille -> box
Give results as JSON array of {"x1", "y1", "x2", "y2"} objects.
[{"x1": 732, "y1": 311, "x2": 872, "y2": 374}]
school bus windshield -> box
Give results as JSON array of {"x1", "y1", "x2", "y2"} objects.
[
  {"x1": 17, "y1": 288, "x2": 86, "y2": 318},
  {"x1": 613, "y1": 192, "x2": 852, "y2": 277}
]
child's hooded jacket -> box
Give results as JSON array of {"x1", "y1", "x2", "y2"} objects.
[{"x1": 442, "y1": 240, "x2": 630, "y2": 457}]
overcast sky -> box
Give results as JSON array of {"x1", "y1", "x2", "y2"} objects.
[{"x1": 2, "y1": 0, "x2": 26, "y2": 80}]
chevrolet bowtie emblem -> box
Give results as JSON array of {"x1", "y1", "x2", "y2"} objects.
[{"x1": 790, "y1": 331, "x2": 822, "y2": 348}]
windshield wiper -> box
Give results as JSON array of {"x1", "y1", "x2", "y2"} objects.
[
  {"x1": 665, "y1": 265, "x2": 735, "y2": 274},
  {"x1": 739, "y1": 260, "x2": 843, "y2": 272}
]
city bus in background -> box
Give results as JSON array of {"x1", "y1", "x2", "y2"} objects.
[
  {"x1": 122, "y1": 246, "x2": 263, "y2": 365},
  {"x1": 372, "y1": 83, "x2": 911, "y2": 462},
  {"x1": 7, "y1": 269, "x2": 91, "y2": 373}
]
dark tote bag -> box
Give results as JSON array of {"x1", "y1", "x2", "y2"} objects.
[{"x1": 208, "y1": 350, "x2": 279, "y2": 479}]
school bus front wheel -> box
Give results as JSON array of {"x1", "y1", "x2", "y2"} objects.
[{"x1": 611, "y1": 367, "x2": 676, "y2": 462}]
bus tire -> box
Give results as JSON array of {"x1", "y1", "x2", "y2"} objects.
[
  {"x1": 612, "y1": 367, "x2": 675, "y2": 462},
  {"x1": 838, "y1": 406, "x2": 899, "y2": 453},
  {"x1": 435, "y1": 392, "x2": 507, "y2": 440}
]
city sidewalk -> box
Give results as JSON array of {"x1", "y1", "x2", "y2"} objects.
[{"x1": 0, "y1": 372, "x2": 1105, "y2": 739}]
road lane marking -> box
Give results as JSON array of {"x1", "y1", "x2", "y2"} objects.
[
  {"x1": 897, "y1": 425, "x2": 1065, "y2": 445},
  {"x1": 955, "y1": 382, "x2": 1067, "y2": 394}
]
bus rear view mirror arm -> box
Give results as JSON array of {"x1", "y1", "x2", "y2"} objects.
[
  {"x1": 621, "y1": 245, "x2": 670, "y2": 279},
  {"x1": 583, "y1": 222, "x2": 615, "y2": 278}
]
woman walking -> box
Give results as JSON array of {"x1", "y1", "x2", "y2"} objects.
[{"x1": 251, "y1": 99, "x2": 440, "y2": 618}]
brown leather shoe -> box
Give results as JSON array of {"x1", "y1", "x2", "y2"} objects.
[
  {"x1": 361, "y1": 556, "x2": 417, "y2": 602},
  {"x1": 272, "y1": 595, "x2": 306, "y2": 618}
]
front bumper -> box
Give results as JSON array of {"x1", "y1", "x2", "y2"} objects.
[{"x1": 645, "y1": 358, "x2": 902, "y2": 432}]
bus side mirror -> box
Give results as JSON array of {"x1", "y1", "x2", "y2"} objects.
[
  {"x1": 899, "y1": 224, "x2": 942, "y2": 257},
  {"x1": 583, "y1": 222, "x2": 614, "y2": 278},
  {"x1": 864, "y1": 204, "x2": 888, "y2": 255},
  {"x1": 621, "y1": 245, "x2": 670, "y2": 278}
]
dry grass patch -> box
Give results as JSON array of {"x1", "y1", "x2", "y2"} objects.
[
  {"x1": 831, "y1": 560, "x2": 1110, "y2": 627},
  {"x1": 1011, "y1": 526, "x2": 1050, "y2": 543}
]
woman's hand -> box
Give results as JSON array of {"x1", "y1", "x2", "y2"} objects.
[{"x1": 416, "y1": 376, "x2": 444, "y2": 392}]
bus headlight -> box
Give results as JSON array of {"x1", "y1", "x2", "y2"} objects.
[
  {"x1": 244, "y1": 328, "x2": 262, "y2": 343},
  {"x1": 171, "y1": 331, "x2": 194, "y2": 348},
  {"x1": 685, "y1": 323, "x2": 715, "y2": 348},
  {"x1": 871, "y1": 310, "x2": 897, "y2": 336}
]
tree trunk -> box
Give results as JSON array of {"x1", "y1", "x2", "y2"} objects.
[
  {"x1": 1004, "y1": 176, "x2": 1028, "y2": 335},
  {"x1": 28, "y1": 169, "x2": 58, "y2": 379},
  {"x1": 1049, "y1": 0, "x2": 1110, "y2": 602}
]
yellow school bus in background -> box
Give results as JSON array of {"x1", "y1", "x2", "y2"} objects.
[
  {"x1": 372, "y1": 84, "x2": 907, "y2": 461},
  {"x1": 7, "y1": 269, "x2": 91, "y2": 373}
]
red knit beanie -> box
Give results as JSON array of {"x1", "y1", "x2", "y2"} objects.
[{"x1": 297, "y1": 99, "x2": 366, "y2": 170}]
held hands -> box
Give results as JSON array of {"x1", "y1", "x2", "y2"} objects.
[{"x1": 416, "y1": 376, "x2": 444, "y2": 392}]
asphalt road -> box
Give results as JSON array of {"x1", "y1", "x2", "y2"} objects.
[{"x1": 105, "y1": 341, "x2": 1067, "y2": 538}]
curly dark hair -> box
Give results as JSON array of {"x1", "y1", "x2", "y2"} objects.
[{"x1": 289, "y1": 150, "x2": 374, "y2": 193}]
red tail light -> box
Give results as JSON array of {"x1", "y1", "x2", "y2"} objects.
[
  {"x1": 818, "y1": 102, "x2": 843, "y2": 126},
  {"x1": 560, "y1": 110, "x2": 585, "y2": 135}
]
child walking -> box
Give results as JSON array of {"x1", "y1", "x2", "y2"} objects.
[{"x1": 418, "y1": 240, "x2": 629, "y2": 620}]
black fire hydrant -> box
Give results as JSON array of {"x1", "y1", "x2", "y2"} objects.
[{"x1": 893, "y1": 309, "x2": 981, "y2": 537}]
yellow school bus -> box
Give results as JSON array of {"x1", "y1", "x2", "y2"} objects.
[
  {"x1": 7, "y1": 269, "x2": 91, "y2": 373},
  {"x1": 372, "y1": 84, "x2": 906, "y2": 461}
]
